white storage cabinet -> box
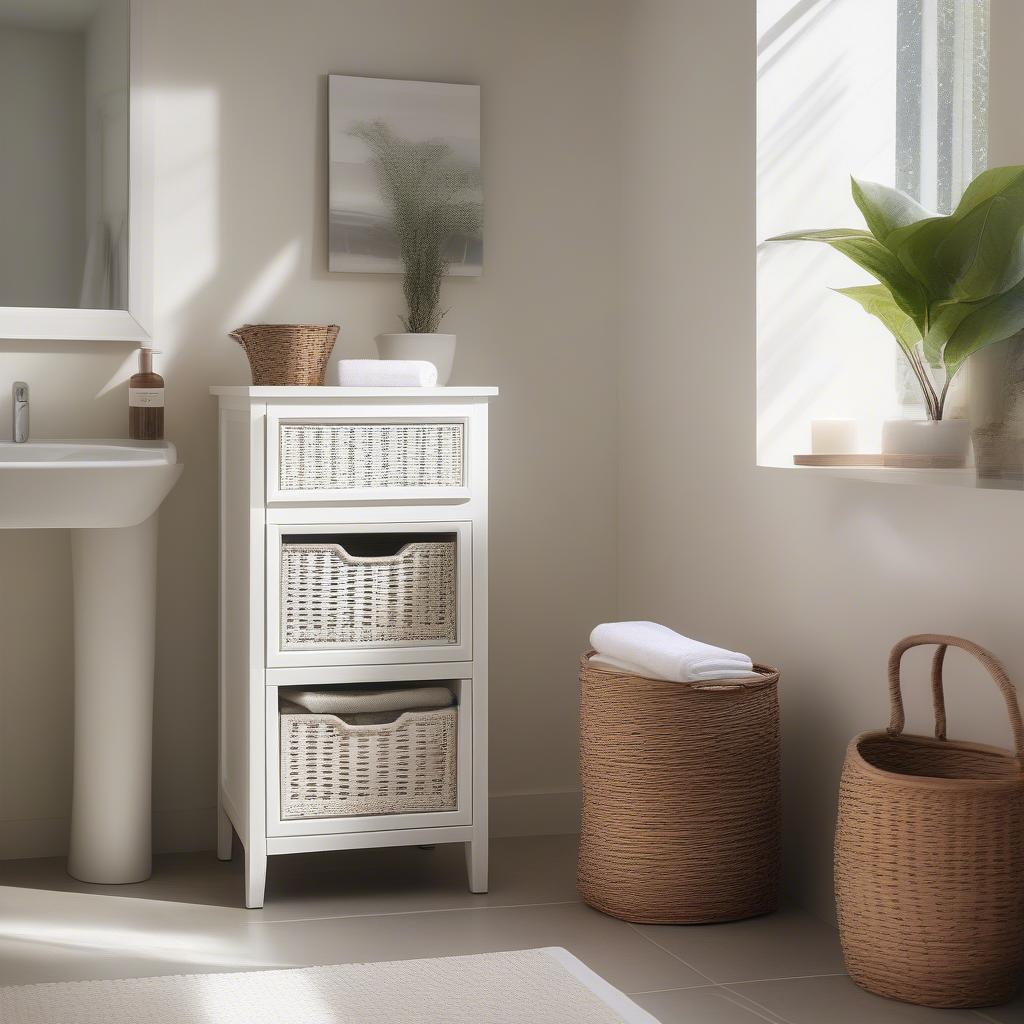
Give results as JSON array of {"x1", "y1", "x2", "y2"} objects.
[{"x1": 212, "y1": 386, "x2": 497, "y2": 908}]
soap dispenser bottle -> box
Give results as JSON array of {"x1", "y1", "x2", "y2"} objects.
[{"x1": 129, "y1": 347, "x2": 164, "y2": 440}]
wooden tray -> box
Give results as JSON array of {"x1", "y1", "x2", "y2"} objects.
[
  {"x1": 794, "y1": 453, "x2": 966, "y2": 469},
  {"x1": 793, "y1": 454, "x2": 883, "y2": 467}
]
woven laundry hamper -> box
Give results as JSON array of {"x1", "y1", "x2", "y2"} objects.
[
  {"x1": 835, "y1": 634, "x2": 1024, "y2": 1009},
  {"x1": 578, "y1": 652, "x2": 781, "y2": 924}
]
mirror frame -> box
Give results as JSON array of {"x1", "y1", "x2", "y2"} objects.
[{"x1": 0, "y1": 0, "x2": 152, "y2": 345}]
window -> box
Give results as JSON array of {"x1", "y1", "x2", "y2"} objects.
[
  {"x1": 896, "y1": 0, "x2": 988, "y2": 215},
  {"x1": 757, "y1": 0, "x2": 990, "y2": 468},
  {"x1": 894, "y1": 1, "x2": 989, "y2": 409}
]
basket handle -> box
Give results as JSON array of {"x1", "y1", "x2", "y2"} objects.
[{"x1": 887, "y1": 633, "x2": 1024, "y2": 761}]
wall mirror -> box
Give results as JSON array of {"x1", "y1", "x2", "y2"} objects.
[{"x1": 0, "y1": 0, "x2": 150, "y2": 343}]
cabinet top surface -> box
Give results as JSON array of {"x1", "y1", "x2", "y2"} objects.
[{"x1": 210, "y1": 386, "x2": 498, "y2": 399}]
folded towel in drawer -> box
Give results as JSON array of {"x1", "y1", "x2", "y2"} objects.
[
  {"x1": 280, "y1": 700, "x2": 422, "y2": 726},
  {"x1": 283, "y1": 686, "x2": 454, "y2": 715}
]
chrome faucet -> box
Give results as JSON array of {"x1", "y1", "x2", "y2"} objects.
[{"x1": 12, "y1": 382, "x2": 28, "y2": 443}]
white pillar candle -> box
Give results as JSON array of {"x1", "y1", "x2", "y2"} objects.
[{"x1": 811, "y1": 419, "x2": 858, "y2": 454}]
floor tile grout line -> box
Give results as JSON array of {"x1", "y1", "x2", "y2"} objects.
[
  {"x1": 622, "y1": 923, "x2": 718, "y2": 985},
  {"x1": 728, "y1": 972, "x2": 849, "y2": 985},
  {"x1": 246, "y1": 898, "x2": 583, "y2": 926},
  {"x1": 626, "y1": 982, "x2": 721, "y2": 996},
  {"x1": 631, "y1": 985, "x2": 794, "y2": 1024},
  {"x1": 720, "y1": 983, "x2": 800, "y2": 1024}
]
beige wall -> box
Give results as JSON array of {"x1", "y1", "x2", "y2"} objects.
[
  {"x1": 0, "y1": 0, "x2": 622, "y2": 858},
  {"x1": 619, "y1": 0, "x2": 1024, "y2": 920}
]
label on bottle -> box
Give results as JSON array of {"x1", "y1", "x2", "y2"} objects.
[{"x1": 129, "y1": 387, "x2": 165, "y2": 408}]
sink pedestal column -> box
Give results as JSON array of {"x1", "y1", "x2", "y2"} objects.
[{"x1": 68, "y1": 511, "x2": 158, "y2": 884}]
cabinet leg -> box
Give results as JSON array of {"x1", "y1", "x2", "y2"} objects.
[
  {"x1": 465, "y1": 836, "x2": 488, "y2": 894},
  {"x1": 216, "y1": 801, "x2": 233, "y2": 861},
  {"x1": 245, "y1": 847, "x2": 267, "y2": 909}
]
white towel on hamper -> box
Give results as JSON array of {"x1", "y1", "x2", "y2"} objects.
[
  {"x1": 589, "y1": 621, "x2": 757, "y2": 682},
  {"x1": 337, "y1": 359, "x2": 438, "y2": 387},
  {"x1": 587, "y1": 653, "x2": 758, "y2": 682}
]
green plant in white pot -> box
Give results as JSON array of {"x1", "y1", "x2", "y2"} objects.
[
  {"x1": 768, "y1": 166, "x2": 1024, "y2": 465},
  {"x1": 351, "y1": 120, "x2": 483, "y2": 385}
]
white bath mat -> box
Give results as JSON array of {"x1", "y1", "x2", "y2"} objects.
[{"x1": 0, "y1": 947, "x2": 660, "y2": 1023}]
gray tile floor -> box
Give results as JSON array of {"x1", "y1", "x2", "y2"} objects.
[{"x1": 0, "y1": 834, "x2": 1019, "y2": 1023}]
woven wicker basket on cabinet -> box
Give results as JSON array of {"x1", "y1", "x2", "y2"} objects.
[
  {"x1": 577, "y1": 652, "x2": 781, "y2": 924},
  {"x1": 281, "y1": 540, "x2": 457, "y2": 649},
  {"x1": 278, "y1": 422, "x2": 465, "y2": 492},
  {"x1": 835, "y1": 634, "x2": 1024, "y2": 1009},
  {"x1": 281, "y1": 705, "x2": 457, "y2": 819}
]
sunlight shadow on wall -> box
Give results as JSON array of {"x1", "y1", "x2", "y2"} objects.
[
  {"x1": 95, "y1": 86, "x2": 220, "y2": 398},
  {"x1": 153, "y1": 88, "x2": 221, "y2": 318},
  {"x1": 221, "y1": 239, "x2": 301, "y2": 332}
]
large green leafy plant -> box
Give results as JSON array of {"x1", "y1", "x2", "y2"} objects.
[
  {"x1": 351, "y1": 120, "x2": 482, "y2": 334},
  {"x1": 768, "y1": 167, "x2": 1024, "y2": 419}
]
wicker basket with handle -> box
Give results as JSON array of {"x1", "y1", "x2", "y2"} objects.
[
  {"x1": 230, "y1": 324, "x2": 339, "y2": 386},
  {"x1": 835, "y1": 634, "x2": 1024, "y2": 1009},
  {"x1": 578, "y1": 651, "x2": 781, "y2": 924}
]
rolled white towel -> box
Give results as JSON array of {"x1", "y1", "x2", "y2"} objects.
[
  {"x1": 589, "y1": 621, "x2": 757, "y2": 683},
  {"x1": 337, "y1": 359, "x2": 438, "y2": 387}
]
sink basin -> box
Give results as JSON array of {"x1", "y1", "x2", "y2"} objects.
[{"x1": 0, "y1": 440, "x2": 182, "y2": 528}]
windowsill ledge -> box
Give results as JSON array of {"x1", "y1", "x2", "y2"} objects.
[{"x1": 755, "y1": 463, "x2": 1022, "y2": 491}]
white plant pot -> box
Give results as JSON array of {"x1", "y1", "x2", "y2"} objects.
[
  {"x1": 881, "y1": 418, "x2": 972, "y2": 466},
  {"x1": 375, "y1": 333, "x2": 456, "y2": 386}
]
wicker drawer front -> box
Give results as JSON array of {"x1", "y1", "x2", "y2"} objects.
[
  {"x1": 281, "y1": 707, "x2": 457, "y2": 818},
  {"x1": 278, "y1": 422, "x2": 465, "y2": 492},
  {"x1": 281, "y1": 541, "x2": 457, "y2": 649}
]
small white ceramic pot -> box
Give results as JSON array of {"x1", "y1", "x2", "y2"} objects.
[
  {"x1": 881, "y1": 418, "x2": 972, "y2": 466},
  {"x1": 375, "y1": 333, "x2": 456, "y2": 385}
]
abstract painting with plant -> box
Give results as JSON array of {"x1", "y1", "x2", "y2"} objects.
[
  {"x1": 768, "y1": 166, "x2": 1024, "y2": 420},
  {"x1": 350, "y1": 120, "x2": 483, "y2": 334}
]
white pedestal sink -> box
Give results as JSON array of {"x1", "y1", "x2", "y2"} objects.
[{"x1": 0, "y1": 440, "x2": 182, "y2": 883}]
